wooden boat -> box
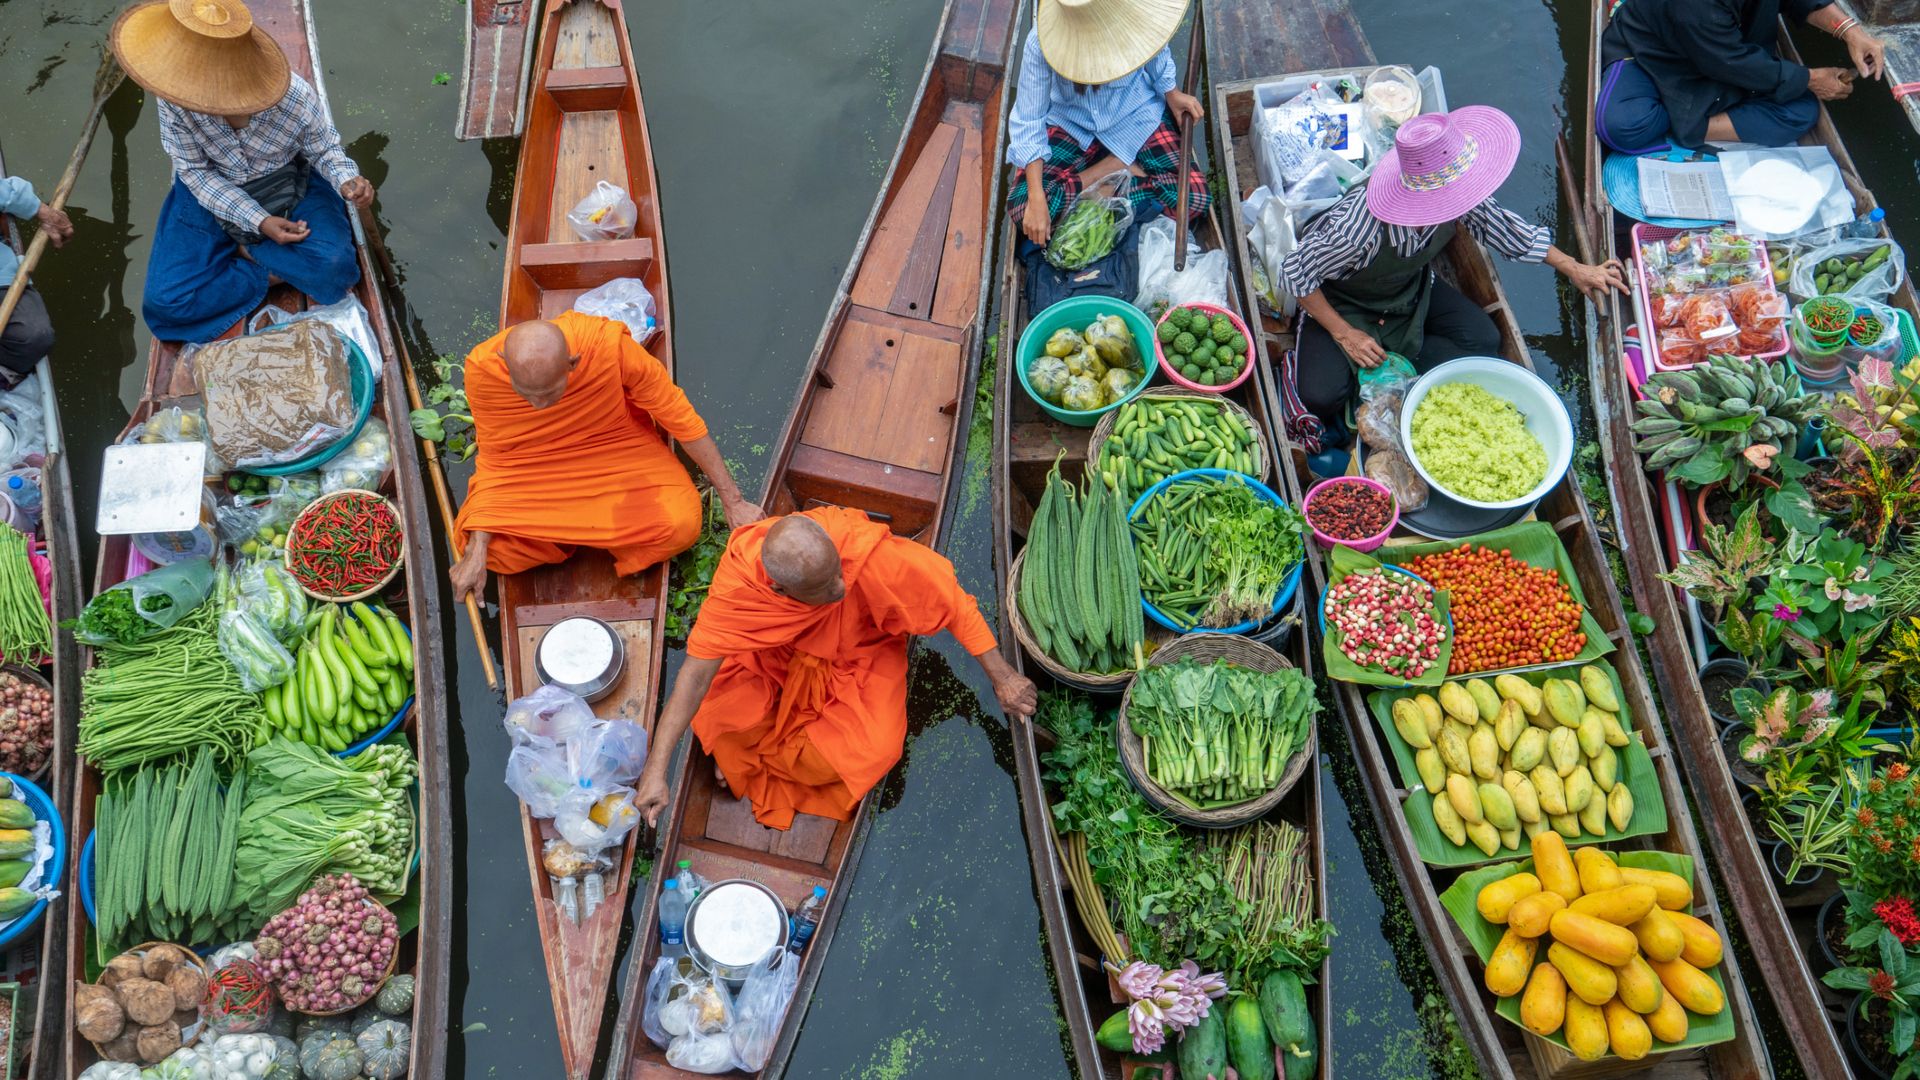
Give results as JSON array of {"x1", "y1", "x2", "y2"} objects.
[
  {"x1": 603, "y1": 1, "x2": 1017, "y2": 1076},
  {"x1": 1825, "y1": 0, "x2": 1920, "y2": 135},
  {"x1": 62, "y1": 1, "x2": 450, "y2": 1077},
  {"x1": 457, "y1": 0, "x2": 541, "y2": 140},
  {"x1": 1206, "y1": 6, "x2": 1772, "y2": 1077},
  {"x1": 0, "y1": 141, "x2": 87, "y2": 1080},
  {"x1": 487, "y1": 0, "x2": 671, "y2": 1076},
  {"x1": 1578, "y1": 4, "x2": 1920, "y2": 1077}
]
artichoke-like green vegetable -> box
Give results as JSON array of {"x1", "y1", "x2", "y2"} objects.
[
  {"x1": 1631, "y1": 353, "x2": 1821, "y2": 488},
  {"x1": 1229, "y1": 331, "x2": 1248, "y2": 352},
  {"x1": 1210, "y1": 315, "x2": 1234, "y2": 343},
  {"x1": 1173, "y1": 331, "x2": 1197, "y2": 355}
]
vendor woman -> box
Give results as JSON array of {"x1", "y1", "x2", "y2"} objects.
[
  {"x1": 1279, "y1": 107, "x2": 1627, "y2": 432},
  {"x1": 1598, "y1": 0, "x2": 1886, "y2": 152},
  {"x1": 1008, "y1": 0, "x2": 1207, "y2": 246},
  {"x1": 111, "y1": 0, "x2": 372, "y2": 343}
]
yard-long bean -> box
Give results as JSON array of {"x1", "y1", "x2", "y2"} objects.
[
  {"x1": 0, "y1": 527, "x2": 49, "y2": 664},
  {"x1": 79, "y1": 603, "x2": 265, "y2": 772}
]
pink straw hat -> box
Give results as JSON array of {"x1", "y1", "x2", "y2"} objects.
[{"x1": 1365, "y1": 106, "x2": 1522, "y2": 227}]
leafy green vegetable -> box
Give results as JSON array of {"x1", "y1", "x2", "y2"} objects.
[
  {"x1": 665, "y1": 488, "x2": 730, "y2": 640},
  {"x1": 1127, "y1": 657, "x2": 1318, "y2": 807},
  {"x1": 72, "y1": 589, "x2": 147, "y2": 647},
  {"x1": 1045, "y1": 199, "x2": 1121, "y2": 270}
]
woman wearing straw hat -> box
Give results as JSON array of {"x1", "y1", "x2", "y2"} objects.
[
  {"x1": 112, "y1": 0, "x2": 373, "y2": 343},
  {"x1": 1006, "y1": 0, "x2": 1208, "y2": 247},
  {"x1": 1276, "y1": 107, "x2": 1628, "y2": 434}
]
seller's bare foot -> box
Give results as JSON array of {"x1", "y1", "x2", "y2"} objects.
[{"x1": 713, "y1": 762, "x2": 729, "y2": 792}]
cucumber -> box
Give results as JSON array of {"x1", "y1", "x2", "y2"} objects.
[
  {"x1": 1177, "y1": 1001, "x2": 1228, "y2": 1080},
  {"x1": 1227, "y1": 995, "x2": 1276, "y2": 1080},
  {"x1": 1259, "y1": 970, "x2": 1317, "y2": 1080}
]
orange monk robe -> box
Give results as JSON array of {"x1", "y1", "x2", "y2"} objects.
[
  {"x1": 686, "y1": 507, "x2": 999, "y2": 830},
  {"x1": 453, "y1": 311, "x2": 705, "y2": 577}
]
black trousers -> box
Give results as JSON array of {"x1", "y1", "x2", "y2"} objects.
[
  {"x1": 0, "y1": 284, "x2": 52, "y2": 375},
  {"x1": 1295, "y1": 277, "x2": 1501, "y2": 433}
]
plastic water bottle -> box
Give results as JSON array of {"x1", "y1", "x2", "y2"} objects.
[
  {"x1": 1848, "y1": 207, "x2": 1886, "y2": 239},
  {"x1": 555, "y1": 875, "x2": 580, "y2": 925},
  {"x1": 5, "y1": 475, "x2": 39, "y2": 523},
  {"x1": 658, "y1": 878, "x2": 688, "y2": 957},
  {"x1": 677, "y1": 861, "x2": 704, "y2": 899},
  {"x1": 581, "y1": 872, "x2": 605, "y2": 920},
  {"x1": 788, "y1": 886, "x2": 826, "y2": 953}
]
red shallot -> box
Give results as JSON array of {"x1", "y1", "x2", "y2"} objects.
[{"x1": 253, "y1": 873, "x2": 397, "y2": 1013}]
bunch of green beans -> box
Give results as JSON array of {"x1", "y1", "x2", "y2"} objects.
[
  {"x1": 80, "y1": 602, "x2": 265, "y2": 773},
  {"x1": 0, "y1": 527, "x2": 48, "y2": 664}
]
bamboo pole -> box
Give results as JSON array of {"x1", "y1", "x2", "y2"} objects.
[{"x1": 1173, "y1": 1, "x2": 1206, "y2": 272}]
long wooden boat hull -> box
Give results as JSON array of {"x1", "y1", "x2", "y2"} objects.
[
  {"x1": 61, "y1": 2, "x2": 450, "y2": 1078},
  {"x1": 1205, "y1": 13, "x2": 1770, "y2": 1079},
  {"x1": 457, "y1": 0, "x2": 541, "y2": 141},
  {"x1": 493, "y1": 1, "x2": 670, "y2": 1077},
  {"x1": 603, "y1": 2, "x2": 1017, "y2": 1078},
  {"x1": 1580, "y1": 6, "x2": 1920, "y2": 1078}
]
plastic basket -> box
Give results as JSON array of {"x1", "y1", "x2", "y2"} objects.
[
  {"x1": 0, "y1": 772, "x2": 61, "y2": 951},
  {"x1": 1015, "y1": 296, "x2": 1159, "y2": 427},
  {"x1": 237, "y1": 337, "x2": 377, "y2": 476},
  {"x1": 1153, "y1": 302, "x2": 1257, "y2": 393},
  {"x1": 1630, "y1": 223, "x2": 1789, "y2": 370},
  {"x1": 1127, "y1": 469, "x2": 1302, "y2": 634}
]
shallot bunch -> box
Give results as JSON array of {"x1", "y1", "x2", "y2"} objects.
[
  {"x1": 253, "y1": 873, "x2": 397, "y2": 1012},
  {"x1": 1327, "y1": 568, "x2": 1446, "y2": 677},
  {"x1": 0, "y1": 674, "x2": 54, "y2": 774},
  {"x1": 1104, "y1": 959, "x2": 1227, "y2": 1056}
]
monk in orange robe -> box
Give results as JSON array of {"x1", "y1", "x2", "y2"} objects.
[
  {"x1": 448, "y1": 313, "x2": 761, "y2": 602},
  {"x1": 634, "y1": 508, "x2": 1038, "y2": 831}
]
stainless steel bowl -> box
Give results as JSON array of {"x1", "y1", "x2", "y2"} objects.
[
  {"x1": 686, "y1": 878, "x2": 788, "y2": 980},
  {"x1": 534, "y1": 616, "x2": 626, "y2": 703}
]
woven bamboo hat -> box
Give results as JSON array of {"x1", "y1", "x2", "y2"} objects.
[
  {"x1": 1035, "y1": 0, "x2": 1189, "y2": 86},
  {"x1": 111, "y1": 0, "x2": 290, "y2": 116}
]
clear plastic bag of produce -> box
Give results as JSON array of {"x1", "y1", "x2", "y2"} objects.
[
  {"x1": 248, "y1": 296, "x2": 382, "y2": 384},
  {"x1": 504, "y1": 740, "x2": 572, "y2": 818},
  {"x1": 660, "y1": 969, "x2": 736, "y2": 1072},
  {"x1": 79, "y1": 1065, "x2": 140, "y2": 1080},
  {"x1": 122, "y1": 406, "x2": 222, "y2": 477},
  {"x1": 201, "y1": 958, "x2": 274, "y2": 1035},
  {"x1": 1353, "y1": 363, "x2": 1428, "y2": 510},
  {"x1": 195, "y1": 321, "x2": 356, "y2": 470},
  {"x1": 570, "y1": 717, "x2": 649, "y2": 788},
  {"x1": 1787, "y1": 237, "x2": 1906, "y2": 300},
  {"x1": 75, "y1": 557, "x2": 217, "y2": 645},
  {"x1": 1059, "y1": 373, "x2": 1105, "y2": 412},
  {"x1": 503, "y1": 683, "x2": 596, "y2": 744},
  {"x1": 666, "y1": 1031, "x2": 735, "y2": 1074},
  {"x1": 144, "y1": 1046, "x2": 211, "y2": 1080},
  {"x1": 567, "y1": 181, "x2": 638, "y2": 242},
  {"x1": 641, "y1": 957, "x2": 677, "y2": 1049},
  {"x1": 1027, "y1": 355, "x2": 1070, "y2": 403},
  {"x1": 217, "y1": 609, "x2": 295, "y2": 692},
  {"x1": 1062, "y1": 344, "x2": 1107, "y2": 381},
  {"x1": 1084, "y1": 314, "x2": 1142, "y2": 371},
  {"x1": 729, "y1": 947, "x2": 799, "y2": 1071},
  {"x1": 1134, "y1": 215, "x2": 1230, "y2": 318},
  {"x1": 214, "y1": 492, "x2": 275, "y2": 547},
  {"x1": 554, "y1": 781, "x2": 641, "y2": 853},
  {"x1": 320, "y1": 418, "x2": 391, "y2": 494},
  {"x1": 1842, "y1": 298, "x2": 1905, "y2": 365},
  {"x1": 573, "y1": 277, "x2": 659, "y2": 343},
  {"x1": 234, "y1": 559, "x2": 307, "y2": 643},
  {"x1": 1045, "y1": 170, "x2": 1134, "y2": 271},
  {"x1": 0, "y1": 370, "x2": 45, "y2": 466},
  {"x1": 205, "y1": 1033, "x2": 278, "y2": 1080},
  {"x1": 267, "y1": 472, "x2": 322, "y2": 523},
  {"x1": 1103, "y1": 367, "x2": 1138, "y2": 401}
]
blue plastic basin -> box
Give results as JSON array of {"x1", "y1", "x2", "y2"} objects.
[
  {"x1": 0, "y1": 773, "x2": 62, "y2": 948},
  {"x1": 1127, "y1": 469, "x2": 1302, "y2": 635},
  {"x1": 1015, "y1": 296, "x2": 1158, "y2": 427}
]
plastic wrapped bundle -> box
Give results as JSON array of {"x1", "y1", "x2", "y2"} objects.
[
  {"x1": 1060, "y1": 374, "x2": 1104, "y2": 412},
  {"x1": 1102, "y1": 367, "x2": 1137, "y2": 402},
  {"x1": 1063, "y1": 345, "x2": 1107, "y2": 381},
  {"x1": 1365, "y1": 450, "x2": 1429, "y2": 512},
  {"x1": 195, "y1": 321, "x2": 355, "y2": 470},
  {"x1": 1028, "y1": 355, "x2": 1071, "y2": 403},
  {"x1": 1085, "y1": 315, "x2": 1140, "y2": 371},
  {"x1": 1045, "y1": 327, "x2": 1088, "y2": 358}
]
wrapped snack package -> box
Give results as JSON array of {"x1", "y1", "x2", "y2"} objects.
[
  {"x1": 1659, "y1": 328, "x2": 1705, "y2": 368},
  {"x1": 320, "y1": 418, "x2": 391, "y2": 494},
  {"x1": 1028, "y1": 355, "x2": 1070, "y2": 403},
  {"x1": 1356, "y1": 395, "x2": 1401, "y2": 451},
  {"x1": 195, "y1": 321, "x2": 355, "y2": 470},
  {"x1": 1365, "y1": 450, "x2": 1429, "y2": 512}
]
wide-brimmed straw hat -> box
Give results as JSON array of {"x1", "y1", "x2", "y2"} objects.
[
  {"x1": 1036, "y1": 0, "x2": 1189, "y2": 86},
  {"x1": 111, "y1": 0, "x2": 290, "y2": 116},
  {"x1": 1365, "y1": 106, "x2": 1523, "y2": 228}
]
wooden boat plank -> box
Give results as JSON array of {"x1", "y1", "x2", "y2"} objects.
[
  {"x1": 553, "y1": 0, "x2": 620, "y2": 69},
  {"x1": 456, "y1": 0, "x2": 538, "y2": 140},
  {"x1": 850, "y1": 123, "x2": 963, "y2": 312},
  {"x1": 931, "y1": 125, "x2": 987, "y2": 328},
  {"x1": 870, "y1": 331, "x2": 963, "y2": 473},
  {"x1": 887, "y1": 131, "x2": 966, "y2": 318},
  {"x1": 802, "y1": 321, "x2": 908, "y2": 460},
  {"x1": 545, "y1": 111, "x2": 632, "y2": 245},
  {"x1": 1204, "y1": 0, "x2": 1373, "y2": 86}
]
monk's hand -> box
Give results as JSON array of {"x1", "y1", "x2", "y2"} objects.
[
  {"x1": 634, "y1": 769, "x2": 671, "y2": 828},
  {"x1": 994, "y1": 668, "x2": 1039, "y2": 721},
  {"x1": 339, "y1": 177, "x2": 375, "y2": 210},
  {"x1": 260, "y1": 216, "x2": 310, "y2": 245},
  {"x1": 449, "y1": 548, "x2": 488, "y2": 606},
  {"x1": 1809, "y1": 67, "x2": 1855, "y2": 101},
  {"x1": 722, "y1": 495, "x2": 767, "y2": 532},
  {"x1": 33, "y1": 204, "x2": 72, "y2": 249}
]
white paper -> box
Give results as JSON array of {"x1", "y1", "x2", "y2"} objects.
[
  {"x1": 1637, "y1": 158, "x2": 1732, "y2": 221},
  {"x1": 1718, "y1": 146, "x2": 1855, "y2": 240}
]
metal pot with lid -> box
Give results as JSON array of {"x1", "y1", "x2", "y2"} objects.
[
  {"x1": 686, "y1": 878, "x2": 788, "y2": 980},
  {"x1": 535, "y1": 616, "x2": 626, "y2": 702}
]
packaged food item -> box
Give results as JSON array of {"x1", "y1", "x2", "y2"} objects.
[
  {"x1": 1659, "y1": 328, "x2": 1705, "y2": 368},
  {"x1": 195, "y1": 322, "x2": 355, "y2": 470}
]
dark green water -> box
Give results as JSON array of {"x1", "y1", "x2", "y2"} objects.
[{"x1": 3, "y1": 0, "x2": 1911, "y2": 1075}]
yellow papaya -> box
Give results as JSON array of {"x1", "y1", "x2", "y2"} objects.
[
  {"x1": 1666, "y1": 910, "x2": 1724, "y2": 968},
  {"x1": 1618, "y1": 867, "x2": 1692, "y2": 911},
  {"x1": 1569, "y1": 884, "x2": 1657, "y2": 927},
  {"x1": 1485, "y1": 929, "x2": 1537, "y2": 997},
  {"x1": 1629, "y1": 909, "x2": 1685, "y2": 963},
  {"x1": 1574, "y1": 847, "x2": 1624, "y2": 894},
  {"x1": 1564, "y1": 995, "x2": 1609, "y2": 1061},
  {"x1": 1548, "y1": 942, "x2": 1618, "y2": 1006},
  {"x1": 1614, "y1": 954, "x2": 1664, "y2": 1014},
  {"x1": 1392, "y1": 698, "x2": 1432, "y2": 749},
  {"x1": 1604, "y1": 997, "x2": 1653, "y2": 1060},
  {"x1": 1520, "y1": 964, "x2": 1567, "y2": 1035},
  {"x1": 1550, "y1": 910, "x2": 1640, "y2": 966},
  {"x1": 1509, "y1": 890, "x2": 1567, "y2": 938},
  {"x1": 1646, "y1": 956, "x2": 1724, "y2": 1015},
  {"x1": 1477, "y1": 872, "x2": 1542, "y2": 924},
  {"x1": 1645, "y1": 989, "x2": 1689, "y2": 1043},
  {"x1": 1532, "y1": 831, "x2": 1582, "y2": 903},
  {"x1": 1466, "y1": 678, "x2": 1502, "y2": 723}
]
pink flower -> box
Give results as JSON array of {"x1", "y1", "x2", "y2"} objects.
[
  {"x1": 1179, "y1": 960, "x2": 1230, "y2": 1000},
  {"x1": 1743, "y1": 443, "x2": 1779, "y2": 470},
  {"x1": 1827, "y1": 577, "x2": 1845, "y2": 601},
  {"x1": 1855, "y1": 565, "x2": 1873, "y2": 582},
  {"x1": 1772, "y1": 604, "x2": 1800, "y2": 622},
  {"x1": 1127, "y1": 998, "x2": 1167, "y2": 1055},
  {"x1": 1847, "y1": 591, "x2": 1878, "y2": 613},
  {"x1": 1105, "y1": 959, "x2": 1164, "y2": 1000}
]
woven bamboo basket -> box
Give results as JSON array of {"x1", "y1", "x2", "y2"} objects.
[
  {"x1": 288, "y1": 896, "x2": 402, "y2": 1015},
  {"x1": 1116, "y1": 634, "x2": 1314, "y2": 828},
  {"x1": 1086, "y1": 391, "x2": 1271, "y2": 493},
  {"x1": 1, "y1": 664, "x2": 54, "y2": 784},
  {"x1": 284, "y1": 488, "x2": 405, "y2": 603},
  {"x1": 1008, "y1": 547, "x2": 1178, "y2": 693},
  {"x1": 85, "y1": 943, "x2": 211, "y2": 1059}
]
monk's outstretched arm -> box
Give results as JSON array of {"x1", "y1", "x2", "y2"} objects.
[
  {"x1": 634, "y1": 655, "x2": 723, "y2": 826},
  {"x1": 680, "y1": 435, "x2": 766, "y2": 533},
  {"x1": 973, "y1": 645, "x2": 1038, "y2": 720}
]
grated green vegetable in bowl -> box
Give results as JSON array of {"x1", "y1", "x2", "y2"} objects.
[{"x1": 1409, "y1": 382, "x2": 1548, "y2": 503}]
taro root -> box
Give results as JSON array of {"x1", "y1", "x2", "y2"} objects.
[
  {"x1": 135, "y1": 1020, "x2": 182, "y2": 1062},
  {"x1": 98, "y1": 1028, "x2": 143, "y2": 1062},
  {"x1": 117, "y1": 978, "x2": 176, "y2": 1026},
  {"x1": 142, "y1": 944, "x2": 189, "y2": 984},
  {"x1": 165, "y1": 964, "x2": 207, "y2": 1011},
  {"x1": 73, "y1": 982, "x2": 125, "y2": 1043},
  {"x1": 99, "y1": 954, "x2": 144, "y2": 990},
  {"x1": 169, "y1": 1007, "x2": 198, "y2": 1030}
]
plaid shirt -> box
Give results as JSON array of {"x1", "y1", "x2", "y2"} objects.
[{"x1": 157, "y1": 73, "x2": 360, "y2": 230}]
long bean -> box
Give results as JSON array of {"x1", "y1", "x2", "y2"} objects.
[
  {"x1": 80, "y1": 604, "x2": 264, "y2": 772},
  {"x1": 0, "y1": 528, "x2": 48, "y2": 664}
]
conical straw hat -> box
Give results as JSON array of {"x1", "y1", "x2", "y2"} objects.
[
  {"x1": 1035, "y1": 0, "x2": 1189, "y2": 86},
  {"x1": 111, "y1": 0, "x2": 290, "y2": 116}
]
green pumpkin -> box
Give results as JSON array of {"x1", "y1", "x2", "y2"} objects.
[
  {"x1": 303, "y1": 1036, "x2": 361, "y2": 1080},
  {"x1": 349, "y1": 1007, "x2": 386, "y2": 1038},
  {"x1": 296, "y1": 1017, "x2": 350, "y2": 1045},
  {"x1": 375, "y1": 976, "x2": 414, "y2": 1016},
  {"x1": 356, "y1": 1020, "x2": 411, "y2": 1080},
  {"x1": 261, "y1": 1036, "x2": 301, "y2": 1080}
]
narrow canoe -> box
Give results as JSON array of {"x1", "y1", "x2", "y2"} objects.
[
  {"x1": 63, "y1": 1, "x2": 451, "y2": 1077},
  {"x1": 491, "y1": 0, "x2": 670, "y2": 1076},
  {"x1": 457, "y1": 0, "x2": 542, "y2": 141},
  {"x1": 1207, "y1": 11, "x2": 1771, "y2": 1079},
  {"x1": 0, "y1": 139, "x2": 86, "y2": 1080},
  {"x1": 1580, "y1": 4, "x2": 1920, "y2": 1077},
  {"x1": 604, "y1": 1, "x2": 1018, "y2": 1077},
  {"x1": 1824, "y1": 1, "x2": 1920, "y2": 135}
]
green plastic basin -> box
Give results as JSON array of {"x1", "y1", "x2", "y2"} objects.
[{"x1": 1015, "y1": 295, "x2": 1158, "y2": 427}]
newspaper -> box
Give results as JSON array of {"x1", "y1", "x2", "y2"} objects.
[{"x1": 1637, "y1": 157, "x2": 1732, "y2": 221}]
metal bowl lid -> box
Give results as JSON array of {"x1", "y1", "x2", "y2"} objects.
[
  {"x1": 538, "y1": 618, "x2": 618, "y2": 685},
  {"x1": 689, "y1": 881, "x2": 784, "y2": 967}
]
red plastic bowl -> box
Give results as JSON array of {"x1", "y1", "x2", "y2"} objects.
[
  {"x1": 1154, "y1": 301, "x2": 1256, "y2": 393},
  {"x1": 1303, "y1": 476, "x2": 1398, "y2": 552}
]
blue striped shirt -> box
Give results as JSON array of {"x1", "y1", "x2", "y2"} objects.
[
  {"x1": 0, "y1": 177, "x2": 40, "y2": 287},
  {"x1": 1006, "y1": 26, "x2": 1177, "y2": 170}
]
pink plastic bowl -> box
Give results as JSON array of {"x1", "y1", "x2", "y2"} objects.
[
  {"x1": 1303, "y1": 476, "x2": 1399, "y2": 552},
  {"x1": 1154, "y1": 301, "x2": 1256, "y2": 393}
]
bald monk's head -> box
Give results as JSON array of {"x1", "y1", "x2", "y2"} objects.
[
  {"x1": 499, "y1": 320, "x2": 583, "y2": 410},
  {"x1": 762, "y1": 515, "x2": 845, "y2": 605}
]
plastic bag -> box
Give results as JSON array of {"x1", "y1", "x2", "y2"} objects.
[
  {"x1": 217, "y1": 609, "x2": 295, "y2": 692},
  {"x1": 201, "y1": 960, "x2": 274, "y2": 1037},
  {"x1": 1843, "y1": 299, "x2": 1905, "y2": 365},
  {"x1": 1027, "y1": 355, "x2": 1070, "y2": 402},
  {"x1": 1255, "y1": 92, "x2": 1336, "y2": 192},
  {"x1": 215, "y1": 493, "x2": 277, "y2": 548},
  {"x1": 234, "y1": 559, "x2": 307, "y2": 643},
  {"x1": 1060, "y1": 373, "x2": 1103, "y2": 412},
  {"x1": 665, "y1": 1031, "x2": 735, "y2": 1074},
  {"x1": 1044, "y1": 328, "x2": 1087, "y2": 358},
  {"x1": 267, "y1": 473, "x2": 322, "y2": 524},
  {"x1": 730, "y1": 948, "x2": 800, "y2": 1071},
  {"x1": 1355, "y1": 369, "x2": 1428, "y2": 511},
  {"x1": 320, "y1": 418, "x2": 391, "y2": 494},
  {"x1": 568, "y1": 717, "x2": 649, "y2": 788},
  {"x1": 195, "y1": 321, "x2": 355, "y2": 470},
  {"x1": 208, "y1": 941, "x2": 257, "y2": 969},
  {"x1": 554, "y1": 781, "x2": 641, "y2": 853},
  {"x1": 205, "y1": 1033, "x2": 278, "y2": 1080},
  {"x1": 503, "y1": 684, "x2": 596, "y2": 744},
  {"x1": 1134, "y1": 216, "x2": 1231, "y2": 319},
  {"x1": 1103, "y1": 367, "x2": 1138, "y2": 401},
  {"x1": 1788, "y1": 238, "x2": 1906, "y2": 301},
  {"x1": 574, "y1": 278, "x2": 658, "y2": 343},
  {"x1": 641, "y1": 957, "x2": 677, "y2": 1049},
  {"x1": 0, "y1": 370, "x2": 45, "y2": 466},
  {"x1": 567, "y1": 181, "x2": 638, "y2": 242},
  {"x1": 75, "y1": 557, "x2": 217, "y2": 645},
  {"x1": 249, "y1": 297, "x2": 381, "y2": 384},
  {"x1": 80, "y1": 1065, "x2": 140, "y2": 1080},
  {"x1": 504, "y1": 741, "x2": 573, "y2": 818},
  {"x1": 1365, "y1": 450, "x2": 1429, "y2": 511},
  {"x1": 1085, "y1": 314, "x2": 1141, "y2": 371},
  {"x1": 123, "y1": 406, "x2": 223, "y2": 476},
  {"x1": 1046, "y1": 170, "x2": 1135, "y2": 271},
  {"x1": 1062, "y1": 345, "x2": 1106, "y2": 381}
]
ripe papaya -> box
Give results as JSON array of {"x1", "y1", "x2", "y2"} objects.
[
  {"x1": 1604, "y1": 997, "x2": 1653, "y2": 1060},
  {"x1": 1532, "y1": 831, "x2": 1581, "y2": 903},
  {"x1": 1630, "y1": 908, "x2": 1685, "y2": 963},
  {"x1": 1563, "y1": 995, "x2": 1609, "y2": 1061},
  {"x1": 1548, "y1": 941, "x2": 1618, "y2": 1005},
  {"x1": 1645, "y1": 989, "x2": 1689, "y2": 1043},
  {"x1": 1550, "y1": 909, "x2": 1640, "y2": 967},
  {"x1": 1520, "y1": 963, "x2": 1567, "y2": 1035},
  {"x1": 1477, "y1": 872, "x2": 1541, "y2": 924},
  {"x1": 1646, "y1": 956, "x2": 1724, "y2": 1015},
  {"x1": 1569, "y1": 884, "x2": 1657, "y2": 927},
  {"x1": 1508, "y1": 890, "x2": 1566, "y2": 938},
  {"x1": 1485, "y1": 929, "x2": 1538, "y2": 997},
  {"x1": 1574, "y1": 847, "x2": 1624, "y2": 894},
  {"x1": 1618, "y1": 867, "x2": 1692, "y2": 911},
  {"x1": 1614, "y1": 954, "x2": 1664, "y2": 1014},
  {"x1": 1666, "y1": 910, "x2": 1724, "y2": 968}
]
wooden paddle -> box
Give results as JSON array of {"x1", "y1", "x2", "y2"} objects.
[
  {"x1": 1173, "y1": 1, "x2": 1206, "y2": 272},
  {"x1": 0, "y1": 50, "x2": 125, "y2": 332},
  {"x1": 355, "y1": 204, "x2": 501, "y2": 690}
]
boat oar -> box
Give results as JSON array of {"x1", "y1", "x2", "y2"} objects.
[
  {"x1": 0, "y1": 50, "x2": 125, "y2": 331},
  {"x1": 1172, "y1": 1, "x2": 1206, "y2": 271},
  {"x1": 354, "y1": 203, "x2": 501, "y2": 690}
]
